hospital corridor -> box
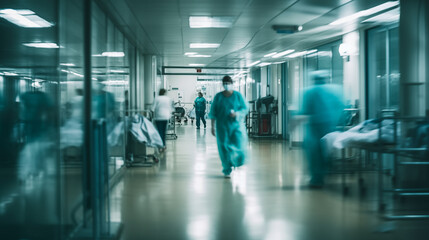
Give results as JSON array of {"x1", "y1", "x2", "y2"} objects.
[
  {"x1": 1, "y1": 0, "x2": 429, "y2": 239},
  {"x1": 111, "y1": 125, "x2": 428, "y2": 240}
]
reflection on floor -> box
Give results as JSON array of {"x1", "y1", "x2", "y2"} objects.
[{"x1": 111, "y1": 123, "x2": 428, "y2": 240}]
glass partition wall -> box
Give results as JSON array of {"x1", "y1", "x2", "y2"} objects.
[
  {"x1": 367, "y1": 24, "x2": 399, "y2": 118},
  {"x1": 0, "y1": 0, "x2": 134, "y2": 239}
]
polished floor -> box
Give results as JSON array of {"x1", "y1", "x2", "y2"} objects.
[{"x1": 111, "y1": 122, "x2": 428, "y2": 240}]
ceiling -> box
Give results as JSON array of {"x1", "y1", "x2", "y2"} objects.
[
  {"x1": 101, "y1": 0, "x2": 399, "y2": 68},
  {"x1": 0, "y1": 0, "x2": 399, "y2": 74}
]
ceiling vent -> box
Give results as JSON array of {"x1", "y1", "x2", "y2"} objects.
[{"x1": 272, "y1": 25, "x2": 302, "y2": 34}]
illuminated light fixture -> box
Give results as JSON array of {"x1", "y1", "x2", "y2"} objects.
[
  {"x1": 2, "y1": 72, "x2": 18, "y2": 76},
  {"x1": 264, "y1": 52, "x2": 277, "y2": 58},
  {"x1": 101, "y1": 80, "x2": 128, "y2": 86},
  {"x1": 258, "y1": 62, "x2": 272, "y2": 67},
  {"x1": 31, "y1": 82, "x2": 42, "y2": 88},
  {"x1": 190, "y1": 43, "x2": 220, "y2": 48},
  {"x1": 0, "y1": 9, "x2": 54, "y2": 28},
  {"x1": 247, "y1": 60, "x2": 261, "y2": 67},
  {"x1": 185, "y1": 52, "x2": 198, "y2": 55},
  {"x1": 60, "y1": 63, "x2": 75, "y2": 67},
  {"x1": 189, "y1": 64, "x2": 205, "y2": 67},
  {"x1": 23, "y1": 42, "x2": 60, "y2": 48},
  {"x1": 329, "y1": 1, "x2": 399, "y2": 25},
  {"x1": 109, "y1": 69, "x2": 126, "y2": 73},
  {"x1": 61, "y1": 69, "x2": 84, "y2": 78},
  {"x1": 188, "y1": 54, "x2": 211, "y2": 58},
  {"x1": 362, "y1": 8, "x2": 400, "y2": 23},
  {"x1": 101, "y1": 52, "x2": 125, "y2": 57},
  {"x1": 272, "y1": 49, "x2": 295, "y2": 58},
  {"x1": 189, "y1": 16, "x2": 234, "y2": 28},
  {"x1": 287, "y1": 49, "x2": 317, "y2": 58}
]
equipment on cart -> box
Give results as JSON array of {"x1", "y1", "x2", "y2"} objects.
[
  {"x1": 166, "y1": 115, "x2": 178, "y2": 140},
  {"x1": 187, "y1": 107, "x2": 196, "y2": 125},
  {"x1": 247, "y1": 95, "x2": 277, "y2": 137},
  {"x1": 174, "y1": 101, "x2": 188, "y2": 124}
]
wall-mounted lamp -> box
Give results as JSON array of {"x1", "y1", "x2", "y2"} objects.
[{"x1": 339, "y1": 43, "x2": 352, "y2": 62}]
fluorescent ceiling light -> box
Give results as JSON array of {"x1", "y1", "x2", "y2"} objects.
[
  {"x1": 247, "y1": 60, "x2": 261, "y2": 67},
  {"x1": 101, "y1": 52, "x2": 125, "y2": 57},
  {"x1": 0, "y1": 9, "x2": 54, "y2": 28},
  {"x1": 60, "y1": 63, "x2": 75, "y2": 67},
  {"x1": 188, "y1": 54, "x2": 211, "y2": 58},
  {"x1": 287, "y1": 49, "x2": 317, "y2": 58},
  {"x1": 23, "y1": 42, "x2": 60, "y2": 48},
  {"x1": 109, "y1": 70, "x2": 126, "y2": 73},
  {"x1": 189, "y1": 16, "x2": 234, "y2": 28},
  {"x1": 258, "y1": 62, "x2": 272, "y2": 67},
  {"x1": 272, "y1": 50, "x2": 295, "y2": 58},
  {"x1": 189, "y1": 64, "x2": 205, "y2": 67},
  {"x1": 330, "y1": 1, "x2": 399, "y2": 25},
  {"x1": 190, "y1": 43, "x2": 220, "y2": 48},
  {"x1": 362, "y1": 8, "x2": 400, "y2": 23},
  {"x1": 2, "y1": 72, "x2": 18, "y2": 76},
  {"x1": 185, "y1": 52, "x2": 198, "y2": 55},
  {"x1": 101, "y1": 80, "x2": 128, "y2": 86},
  {"x1": 264, "y1": 52, "x2": 277, "y2": 58},
  {"x1": 61, "y1": 69, "x2": 83, "y2": 78}
]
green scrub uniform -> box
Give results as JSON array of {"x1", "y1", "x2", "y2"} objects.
[{"x1": 209, "y1": 91, "x2": 248, "y2": 175}]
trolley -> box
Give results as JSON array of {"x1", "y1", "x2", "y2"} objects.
[
  {"x1": 166, "y1": 115, "x2": 177, "y2": 140},
  {"x1": 125, "y1": 110, "x2": 160, "y2": 167}
]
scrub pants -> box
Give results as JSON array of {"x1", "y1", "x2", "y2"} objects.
[
  {"x1": 155, "y1": 120, "x2": 168, "y2": 146},
  {"x1": 196, "y1": 111, "x2": 206, "y2": 128},
  {"x1": 305, "y1": 123, "x2": 333, "y2": 186}
]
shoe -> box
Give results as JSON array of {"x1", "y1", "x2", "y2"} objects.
[
  {"x1": 204, "y1": 125, "x2": 206, "y2": 129},
  {"x1": 224, "y1": 174, "x2": 231, "y2": 179}
]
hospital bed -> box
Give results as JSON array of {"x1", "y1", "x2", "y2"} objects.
[{"x1": 326, "y1": 112, "x2": 429, "y2": 219}]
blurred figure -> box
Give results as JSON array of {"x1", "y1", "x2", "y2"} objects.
[
  {"x1": 92, "y1": 80, "x2": 116, "y2": 132},
  {"x1": 152, "y1": 88, "x2": 174, "y2": 151},
  {"x1": 70, "y1": 88, "x2": 84, "y2": 121},
  {"x1": 20, "y1": 88, "x2": 54, "y2": 141},
  {"x1": 0, "y1": 92, "x2": 18, "y2": 163},
  {"x1": 294, "y1": 70, "x2": 344, "y2": 187},
  {"x1": 209, "y1": 75, "x2": 248, "y2": 178},
  {"x1": 18, "y1": 85, "x2": 55, "y2": 181},
  {"x1": 194, "y1": 92, "x2": 207, "y2": 129}
]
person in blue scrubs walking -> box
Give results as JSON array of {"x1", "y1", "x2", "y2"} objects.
[
  {"x1": 194, "y1": 92, "x2": 207, "y2": 129},
  {"x1": 297, "y1": 70, "x2": 344, "y2": 187},
  {"x1": 209, "y1": 75, "x2": 249, "y2": 178}
]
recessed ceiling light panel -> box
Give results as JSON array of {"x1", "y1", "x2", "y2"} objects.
[
  {"x1": 188, "y1": 54, "x2": 211, "y2": 58},
  {"x1": 272, "y1": 50, "x2": 295, "y2": 58},
  {"x1": 190, "y1": 43, "x2": 220, "y2": 48},
  {"x1": 101, "y1": 52, "x2": 125, "y2": 57},
  {"x1": 329, "y1": 1, "x2": 399, "y2": 25},
  {"x1": 189, "y1": 16, "x2": 234, "y2": 28},
  {"x1": 23, "y1": 42, "x2": 60, "y2": 48},
  {"x1": 247, "y1": 60, "x2": 261, "y2": 67},
  {"x1": 0, "y1": 9, "x2": 54, "y2": 28}
]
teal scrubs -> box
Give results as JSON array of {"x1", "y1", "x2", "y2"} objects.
[
  {"x1": 194, "y1": 96, "x2": 207, "y2": 128},
  {"x1": 301, "y1": 83, "x2": 344, "y2": 185},
  {"x1": 209, "y1": 91, "x2": 248, "y2": 175}
]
